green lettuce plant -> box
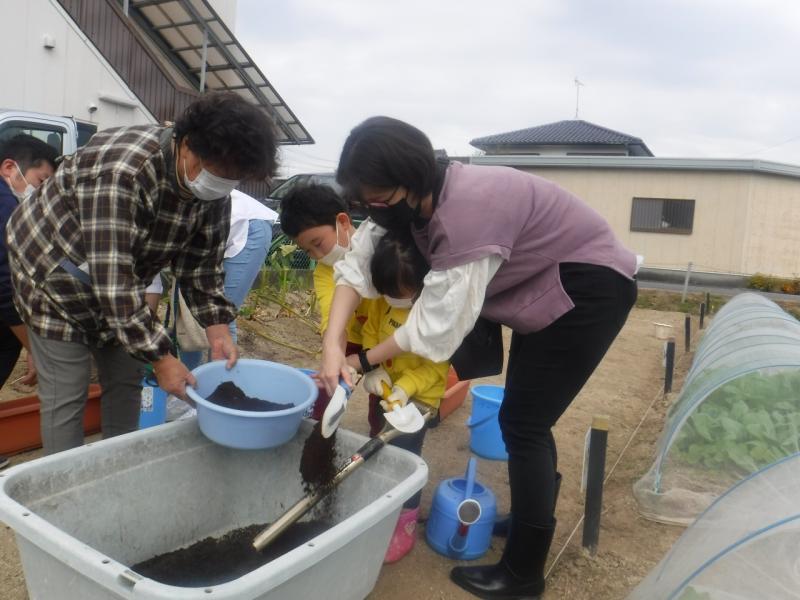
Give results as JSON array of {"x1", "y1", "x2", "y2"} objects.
[{"x1": 674, "y1": 371, "x2": 800, "y2": 474}]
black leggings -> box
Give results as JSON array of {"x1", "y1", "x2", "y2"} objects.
[{"x1": 498, "y1": 263, "x2": 637, "y2": 527}]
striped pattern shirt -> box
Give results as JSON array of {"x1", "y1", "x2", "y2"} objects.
[{"x1": 6, "y1": 125, "x2": 235, "y2": 363}]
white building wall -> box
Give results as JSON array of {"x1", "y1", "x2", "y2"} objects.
[
  {"x1": 742, "y1": 174, "x2": 800, "y2": 277},
  {"x1": 0, "y1": 0, "x2": 155, "y2": 130},
  {"x1": 516, "y1": 167, "x2": 752, "y2": 275}
]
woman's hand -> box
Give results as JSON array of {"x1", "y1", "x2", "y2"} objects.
[
  {"x1": 320, "y1": 339, "x2": 351, "y2": 395},
  {"x1": 345, "y1": 352, "x2": 361, "y2": 372},
  {"x1": 319, "y1": 285, "x2": 363, "y2": 394}
]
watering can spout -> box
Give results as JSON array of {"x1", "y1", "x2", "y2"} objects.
[
  {"x1": 463, "y1": 457, "x2": 477, "y2": 501},
  {"x1": 427, "y1": 456, "x2": 496, "y2": 560}
]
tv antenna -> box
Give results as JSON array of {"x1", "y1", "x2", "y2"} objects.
[{"x1": 574, "y1": 77, "x2": 585, "y2": 119}]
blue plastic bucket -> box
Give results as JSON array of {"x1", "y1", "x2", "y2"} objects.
[
  {"x1": 296, "y1": 368, "x2": 317, "y2": 418},
  {"x1": 186, "y1": 359, "x2": 318, "y2": 450},
  {"x1": 139, "y1": 377, "x2": 167, "y2": 429},
  {"x1": 467, "y1": 385, "x2": 508, "y2": 460}
]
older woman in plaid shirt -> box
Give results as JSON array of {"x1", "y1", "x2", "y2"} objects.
[{"x1": 7, "y1": 92, "x2": 278, "y2": 454}]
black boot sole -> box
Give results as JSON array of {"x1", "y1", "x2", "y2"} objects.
[{"x1": 450, "y1": 565, "x2": 544, "y2": 600}]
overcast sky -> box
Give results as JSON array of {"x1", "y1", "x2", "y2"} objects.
[{"x1": 234, "y1": 0, "x2": 800, "y2": 176}]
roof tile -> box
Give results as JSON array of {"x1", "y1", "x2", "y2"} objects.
[{"x1": 470, "y1": 120, "x2": 644, "y2": 147}]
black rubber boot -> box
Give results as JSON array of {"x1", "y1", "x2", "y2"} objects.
[
  {"x1": 451, "y1": 518, "x2": 556, "y2": 599},
  {"x1": 492, "y1": 472, "x2": 561, "y2": 538}
]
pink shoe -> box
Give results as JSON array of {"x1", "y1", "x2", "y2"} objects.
[{"x1": 384, "y1": 507, "x2": 419, "y2": 563}]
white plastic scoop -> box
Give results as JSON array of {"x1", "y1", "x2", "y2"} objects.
[
  {"x1": 383, "y1": 402, "x2": 425, "y2": 433},
  {"x1": 320, "y1": 380, "x2": 352, "y2": 438}
]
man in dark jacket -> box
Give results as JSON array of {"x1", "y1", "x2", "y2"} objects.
[
  {"x1": 0, "y1": 135, "x2": 57, "y2": 385},
  {"x1": 0, "y1": 134, "x2": 57, "y2": 469}
]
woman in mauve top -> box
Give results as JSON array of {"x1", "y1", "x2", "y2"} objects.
[{"x1": 319, "y1": 116, "x2": 637, "y2": 600}]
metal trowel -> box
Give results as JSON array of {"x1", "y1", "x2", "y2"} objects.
[
  {"x1": 384, "y1": 403, "x2": 425, "y2": 433},
  {"x1": 380, "y1": 381, "x2": 425, "y2": 433}
]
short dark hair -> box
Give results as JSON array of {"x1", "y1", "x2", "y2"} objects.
[
  {"x1": 0, "y1": 134, "x2": 58, "y2": 173},
  {"x1": 371, "y1": 229, "x2": 430, "y2": 298},
  {"x1": 280, "y1": 183, "x2": 348, "y2": 238},
  {"x1": 336, "y1": 116, "x2": 436, "y2": 204},
  {"x1": 174, "y1": 92, "x2": 278, "y2": 181}
]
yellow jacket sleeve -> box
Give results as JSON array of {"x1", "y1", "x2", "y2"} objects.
[
  {"x1": 313, "y1": 263, "x2": 335, "y2": 335},
  {"x1": 360, "y1": 297, "x2": 381, "y2": 350},
  {"x1": 394, "y1": 359, "x2": 450, "y2": 405}
]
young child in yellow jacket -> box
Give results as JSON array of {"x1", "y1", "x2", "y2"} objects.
[
  {"x1": 354, "y1": 229, "x2": 449, "y2": 563},
  {"x1": 280, "y1": 184, "x2": 374, "y2": 419}
]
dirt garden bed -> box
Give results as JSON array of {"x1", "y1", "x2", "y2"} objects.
[{"x1": 1, "y1": 290, "x2": 700, "y2": 599}]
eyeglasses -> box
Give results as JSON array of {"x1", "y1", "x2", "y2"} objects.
[{"x1": 363, "y1": 186, "x2": 400, "y2": 208}]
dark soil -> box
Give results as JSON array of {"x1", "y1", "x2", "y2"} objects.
[
  {"x1": 132, "y1": 520, "x2": 331, "y2": 587},
  {"x1": 299, "y1": 421, "x2": 339, "y2": 517},
  {"x1": 206, "y1": 381, "x2": 293, "y2": 412}
]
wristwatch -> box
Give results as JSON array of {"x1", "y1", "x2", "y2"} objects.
[{"x1": 358, "y1": 349, "x2": 375, "y2": 373}]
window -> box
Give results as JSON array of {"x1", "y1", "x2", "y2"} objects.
[
  {"x1": 76, "y1": 122, "x2": 98, "y2": 148},
  {"x1": 0, "y1": 121, "x2": 67, "y2": 154},
  {"x1": 631, "y1": 197, "x2": 695, "y2": 234}
]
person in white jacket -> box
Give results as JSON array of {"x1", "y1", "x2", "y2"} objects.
[{"x1": 146, "y1": 189, "x2": 277, "y2": 369}]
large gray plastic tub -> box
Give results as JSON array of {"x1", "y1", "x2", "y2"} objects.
[{"x1": 0, "y1": 419, "x2": 427, "y2": 599}]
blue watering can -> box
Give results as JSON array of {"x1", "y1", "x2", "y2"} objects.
[
  {"x1": 425, "y1": 457, "x2": 496, "y2": 560},
  {"x1": 138, "y1": 370, "x2": 167, "y2": 429}
]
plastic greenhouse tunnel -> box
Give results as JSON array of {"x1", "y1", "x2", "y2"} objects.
[
  {"x1": 634, "y1": 293, "x2": 800, "y2": 525},
  {"x1": 629, "y1": 451, "x2": 800, "y2": 599}
]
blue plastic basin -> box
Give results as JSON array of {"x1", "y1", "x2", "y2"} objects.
[{"x1": 186, "y1": 359, "x2": 318, "y2": 450}]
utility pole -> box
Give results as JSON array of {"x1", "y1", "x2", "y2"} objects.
[{"x1": 574, "y1": 77, "x2": 585, "y2": 119}]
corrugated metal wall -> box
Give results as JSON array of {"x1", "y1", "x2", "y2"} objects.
[
  {"x1": 56, "y1": 0, "x2": 277, "y2": 193},
  {"x1": 57, "y1": 0, "x2": 199, "y2": 123}
]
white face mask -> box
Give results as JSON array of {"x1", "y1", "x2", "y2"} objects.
[
  {"x1": 6, "y1": 163, "x2": 35, "y2": 201},
  {"x1": 183, "y1": 158, "x2": 239, "y2": 201},
  {"x1": 384, "y1": 295, "x2": 414, "y2": 309},
  {"x1": 318, "y1": 221, "x2": 351, "y2": 266}
]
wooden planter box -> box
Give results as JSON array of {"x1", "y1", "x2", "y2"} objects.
[
  {"x1": 439, "y1": 367, "x2": 470, "y2": 421},
  {"x1": 0, "y1": 384, "x2": 102, "y2": 455}
]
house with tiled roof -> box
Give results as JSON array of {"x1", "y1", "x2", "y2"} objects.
[
  {"x1": 467, "y1": 121, "x2": 800, "y2": 280},
  {"x1": 470, "y1": 120, "x2": 653, "y2": 157}
]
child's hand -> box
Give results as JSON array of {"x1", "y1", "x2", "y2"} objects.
[
  {"x1": 363, "y1": 367, "x2": 392, "y2": 396},
  {"x1": 380, "y1": 385, "x2": 409, "y2": 412}
]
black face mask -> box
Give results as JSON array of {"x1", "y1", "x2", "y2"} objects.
[{"x1": 368, "y1": 195, "x2": 423, "y2": 230}]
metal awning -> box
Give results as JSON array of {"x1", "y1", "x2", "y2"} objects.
[{"x1": 124, "y1": 0, "x2": 313, "y2": 144}]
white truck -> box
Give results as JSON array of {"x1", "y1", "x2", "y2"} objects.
[{"x1": 0, "y1": 109, "x2": 97, "y2": 155}]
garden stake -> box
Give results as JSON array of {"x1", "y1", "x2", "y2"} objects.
[
  {"x1": 664, "y1": 338, "x2": 675, "y2": 394},
  {"x1": 681, "y1": 261, "x2": 693, "y2": 302},
  {"x1": 700, "y1": 302, "x2": 706, "y2": 329},
  {"x1": 684, "y1": 315, "x2": 691, "y2": 353},
  {"x1": 706, "y1": 292, "x2": 712, "y2": 314},
  {"x1": 582, "y1": 415, "x2": 609, "y2": 556}
]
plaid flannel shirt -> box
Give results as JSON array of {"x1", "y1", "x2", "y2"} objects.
[{"x1": 6, "y1": 125, "x2": 236, "y2": 363}]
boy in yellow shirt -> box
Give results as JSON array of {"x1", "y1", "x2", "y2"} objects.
[
  {"x1": 352, "y1": 229, "x2": 449, "y2": 563},
  {"x1": 280, "y1": 184, "x2": 373, "y2": 419}
]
